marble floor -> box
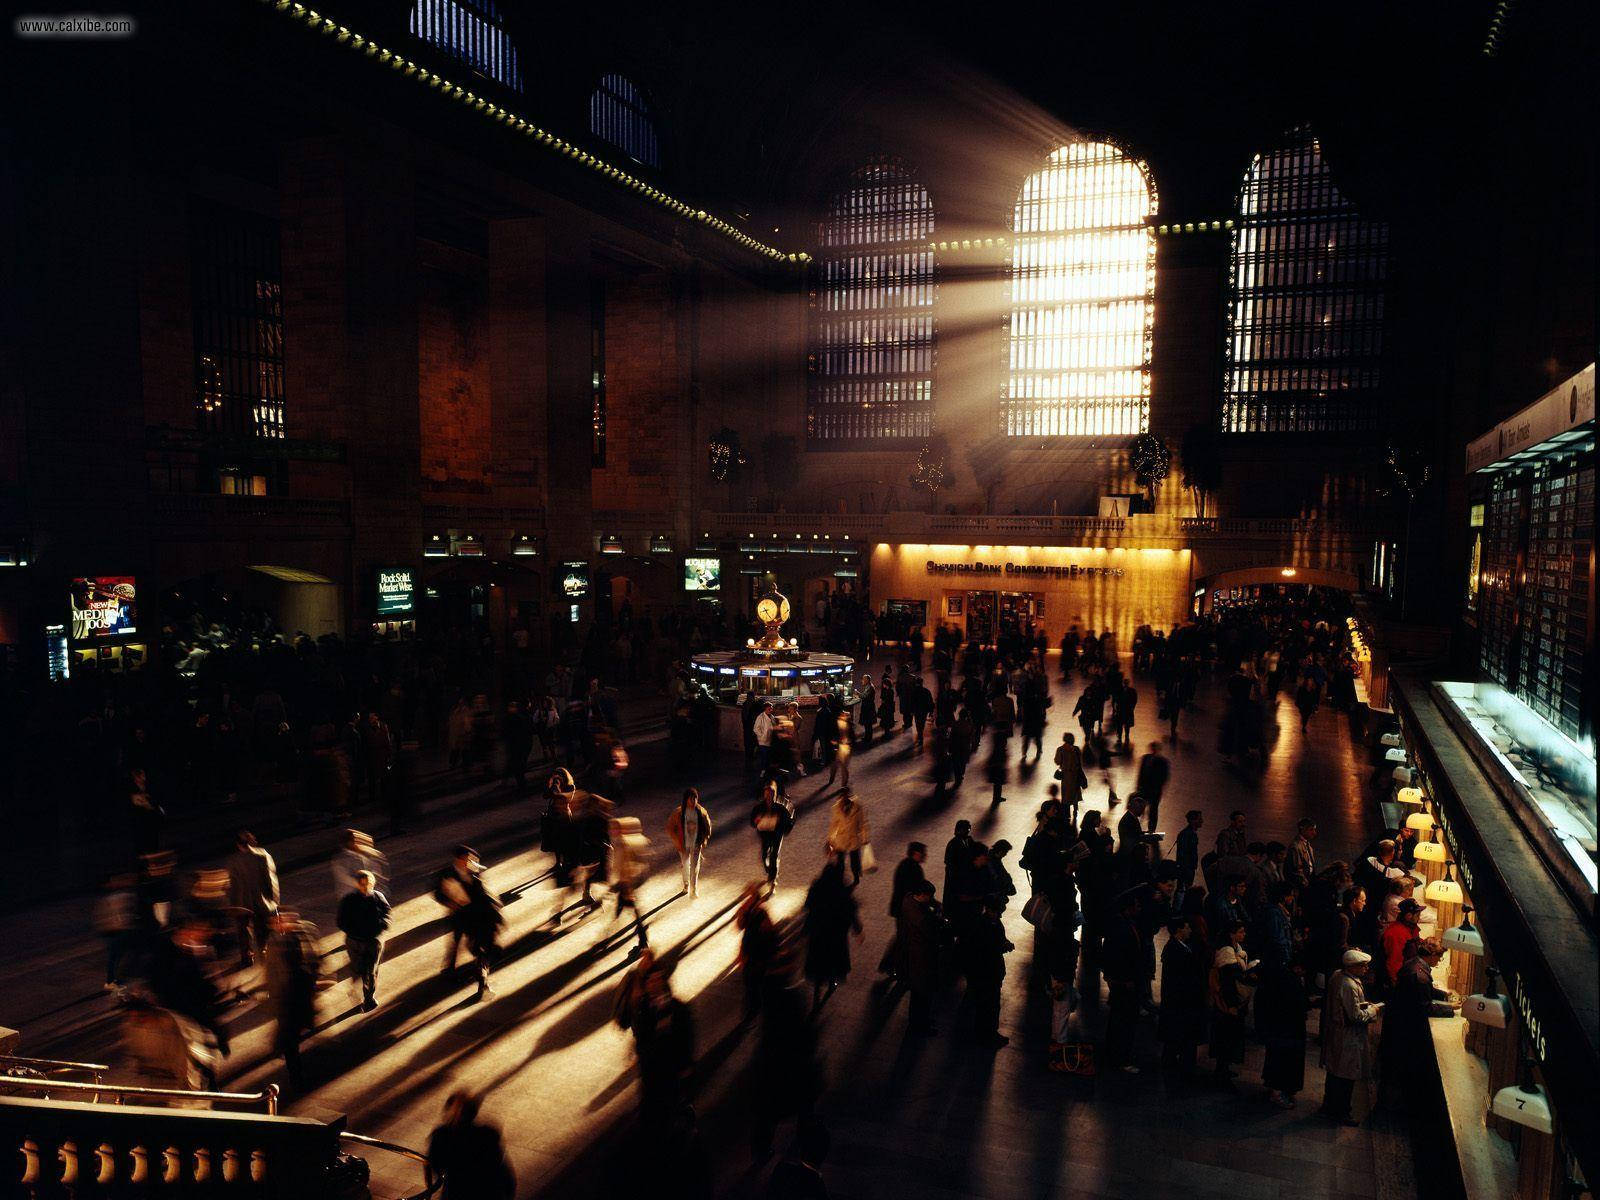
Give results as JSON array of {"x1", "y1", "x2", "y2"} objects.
[{"x1": 2, "y1": 659, "x2": 1417, "y2": 1199}]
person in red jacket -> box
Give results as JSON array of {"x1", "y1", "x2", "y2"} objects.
[{"x1": 1380, "y1": 897, "x2": 1423, "y2": 989}]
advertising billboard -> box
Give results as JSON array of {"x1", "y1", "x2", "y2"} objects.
[
  {"x1": 69, "y1": 577, "x2": 137, "y2": 641},
  {"x1": 684, "y1": 556, "x2": 722, "y2": 592},
  {"x1": 560, "y1": 560, "x2": 591, "y2": 598},
  {"x1": 376, "y1": 567, "x2": 416, "y2": 616}
]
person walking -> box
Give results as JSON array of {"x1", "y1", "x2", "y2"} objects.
[
  {"x1": 987, "y1": 689, "x2": 1015, "y2": 806},
  {"x1": 950, "y1": 707, "x2": 975, "y2": 788},
  {"x1": 1319, "y1": 949, "x2": 1382, "y2": 1124},
  {"x1": 264, "y1": 910, "x2": 319, "y2": 1091},
  {"x1": 856, "y1": 677, "x2": 876, "y2": 747},
  {"x1": 1289, "y1": 819, "x2": 1319, "y2": 891},
  {"x1": 335, "y1": 869, "x2": 391, "y2": 1011},
  {"x1": 754, "y1": 702, "x2": 776, "y2": 778},
  {"x1": 826, "y1": 705, "x2": 852, "y2": 789},
  {"x1": 1175, "y1": 810, "x2": 1203, "y2": 895},
  {"x1": 877, "y1": 668, "x2": 897, "y2": 737},
  {"x1": 666, "y1": 787, "x2": 713, "y2": 900},
  {"x1": 909, "y1": 676, "x2": 934, "y2": 750},
  {"x1": 803, "y1": 858, "x2": 862, "y2": 1012},
  {"x1": 751, "y1": 782, "x2": 795, "y2": 890},
  {"x1": 1054, "y1": 732, "x2": 1086, "y2": 818},
  {"x1": 825, "y1": 788, "x2": 870, "y2": 886},
  {"x1": 433, "y1": 844, "x2": 503, "y2": 1002},
  {"x1": 426, "y1": 1091, "x2": 515, "y2": 1200},
  {"x1": 227, "y1": 830, "x2": 279, "y2": 972},
  {"x1": 1134, "y1": 742, "x2": 1169, "y2": 832}
]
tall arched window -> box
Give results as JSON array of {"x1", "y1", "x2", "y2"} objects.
[
  {"x1": 1005, "y1": 141, "x2": 1156, "y2": 437},
  {"x1": 808, "y1": 161, "x2": 936, "y2": 445},
  {"x1": 589, "y1": 75, "x2": 661, "y2": 168},
  {"x1": 1223, "y1": 126, "x2": 1390, "y2": 433},
  {"x1": 410, "y1": 0, "x2": 523, "y2": 92}
]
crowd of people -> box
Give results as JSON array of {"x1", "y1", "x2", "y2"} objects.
[{"x1": 37, "y1": 584, "x2": 1437, "y2": 1199}]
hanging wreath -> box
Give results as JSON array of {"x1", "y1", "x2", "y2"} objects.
[
  {"x1": 1130, "y1": 433, "x2": 1171, "y2": 497},
  {"x1": 909, "y1": 436, "x2": 949, "y2": 494},
  {"x1": 707, "y1": 426, "x2": 747, "y2": 484}
]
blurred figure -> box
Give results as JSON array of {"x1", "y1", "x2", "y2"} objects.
[
  {"x1": 750, "y1": 782, "x2": 794, "y2": 891},
  {"x1": 426, "y1": 1091, "x2": 515, "y2": 1200},
  {"x1": 336, "y1": 869, "x2": 391, "y2": 1011},
  {"x1": 433, "y1": 844, "x2": 503, "y2": 1001},
  {"x1": 94, "y1": 872, "x2": 140, "y2": 991},
  {"x1": 609, "y1": 815, "x2": 651, "y2": 957},
  {"x1": 120, "y1": 997, "x2": 210, "y2": 1101},
  {"x1": 737, "y1": 884, "x2": 779, "y2": 1021},
  {"x1": 227, "y1": 830, "x2": 279, "y2": 971},
  {"x1": 824, "y1": 788, "x2": 870, "y2": 886},
  {"x1": 331, "y1": 828, "x2": 387, "y2": 899},
  {"x1": 614, "y1": 950, "x2": 695, "y2": 1132},
  {"x1": 264, "y1": 910, "x2": 320, "y2": 1091},
  {"x1": 764, "y1": 1116, "x2": 832, "y2": 1200},
  {"x1": 802, "y1": 858, "x2": 862, "y2": 1013}
]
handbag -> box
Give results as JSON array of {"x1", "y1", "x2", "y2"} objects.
[
  {"x1": 1048, "y1": 1041, "x2": 1097, "y2": 1076},
  {"x1": 861, "y1": 843, "x2": 878, "y2": 873},
  {"x1": 1022, "y1": 892, "x2": 1055, "y2": 930}
]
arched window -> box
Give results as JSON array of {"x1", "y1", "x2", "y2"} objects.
[
  {"x1": 1223, "y1": 126, "x2": 1390, "y2": 433},
  {"x1": 1005, "y1": 141, "x2": 1156, "y2": 437},
  {"x1": 589, "y1": 74, "x2": 661, "y2": 168},
  {"x1": 808, "y1": 161, "x2": 936, "y2": 445},
  {"x1": 410, "y1": 0, "x2": 523, "y2": 92}
]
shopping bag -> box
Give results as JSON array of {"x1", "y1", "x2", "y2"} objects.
[{"x1": 862, "y1": 843, "x2": 878, "y2": 874}]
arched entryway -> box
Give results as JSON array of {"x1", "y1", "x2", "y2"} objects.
[{"x1": 1193, "y1": 565, "x2": 1360, "y2": 614}]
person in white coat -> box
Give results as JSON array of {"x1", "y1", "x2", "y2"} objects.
[{"x1": 1319, "y1": 948, "x2": 1383, "y2": 1124}]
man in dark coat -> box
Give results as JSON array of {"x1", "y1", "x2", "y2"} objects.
[
  {"x1": 964, "y1": 895, "x2": 1014, "y2": 1048},
  {"x1": 434, "y1": 844, "x2": 503, "y2": 1001},
  {"x1": 1380, "y1": 936, "x2": 1453, "y2": 1106},
  {"x1": 1134, "y1": 742, "x2": 1170, "y2": 832},
  {"x1": 896, "y1": 881, "x2": 942, "y2": 1035},
  {"x1": 1100, "y1": 887, "x2": 1145, "y2": 1073},
  {"x1": 879, "y1": 842, "x2": 928, "y2": 974},
  {"x1": 336, "y1": 868, "x2": 392, "y2": 1010}
]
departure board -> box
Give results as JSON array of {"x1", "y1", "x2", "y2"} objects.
[
  {"x1": 1490, "y1": 455, "x2": 1593, "y2": 741},
  {"x1": 1477, "y1": 474, "x2": 1523, "y2": 691}
]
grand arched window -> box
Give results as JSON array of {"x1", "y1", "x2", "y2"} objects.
[
  {"x1": 589, "y1": 75, "x2": 661, "y2": 168},
  {"x1": 410, "y1": 0, "x2": 523, "y2": 91},
  {"x1": 808, "y1": 161, "x2": 936, "y2": 445},
  {"x1": 1005, "y1": 141, "x2": 1156, "y2": 437},
  {"x1": 1223, "y1": 127, "x2": 1390, "y2": 433}
]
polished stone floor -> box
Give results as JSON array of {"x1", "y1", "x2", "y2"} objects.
[{"x1": 2, "y1": 659, "x2": 1414, "y2": 1199}]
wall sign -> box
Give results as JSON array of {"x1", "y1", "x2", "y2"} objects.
[
  {"x1": 926, "y1": 560, "x2": 1124, "y2": 579},
  {"x1": 376, "y1": 568, "x2": 416, "y2": 616},
  {"x1": 69, "y1": 577, "x2": 137, "y2": 640},
  {"x1": 560, "y1": 561, "x2": 591, "y2": 598}
]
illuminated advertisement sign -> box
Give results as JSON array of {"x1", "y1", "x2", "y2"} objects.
[
  {"x1": 560, "y1": 561, "x2": 591, "y2": 598},
  {"x1": 684, "y1": 556, "x2": 722, "y2": 592},
  {"x1": 69, "y1": 577, "x2": 137, "y2": 641},
  {"x1": 376, "y1": 567, "x2": 415, "y2": 616}
]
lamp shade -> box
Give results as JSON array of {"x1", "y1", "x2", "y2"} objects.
[
  {"x1": 1392, "y1": 766, "x2": 1416, "y2": 787},
  {"x1": 1491, "y1": 1084, "x2": 1554, "y2": 1134},
  {"x1": 1414, "y1": 839, "x2": 1447, "y2": 863},
  {"x1": 1380, "y1": 732, "x2": 1404, "y2": 748},
  {"x1": 1406, "y1": 811, "x2": 1436, "y2": 831},
  {"x1": 1384, "y1": 747, "x2": 1409, "y2": 764},
  {"x1": 1396, "y1": 785, "x2": 1423, "y2": 805},
  {"x1": 1442, "y1": 921, "x2": 1485, "y2": 956},
  {"x1": 1424, "y1": 877, "x2": 1464, "y2": 904}
]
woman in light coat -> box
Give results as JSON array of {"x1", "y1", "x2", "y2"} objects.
[
  {"x1": 826, "y1": 787, "x2": 871, "y2": 886},
  {"x1": 1319, "y1": 948, "x2": 1383, "y2": 1124},
  {"x1": 665, "y1": 787, "x2": 713, "y2": 900}
]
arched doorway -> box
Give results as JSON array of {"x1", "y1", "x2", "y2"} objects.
[{"x1": 1193, "y1": 565, "x2": 1360, "y2": 615}]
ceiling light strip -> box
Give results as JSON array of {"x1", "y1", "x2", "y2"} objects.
[{"x1": 260, "y1": 0, "x2": 809, "y2": 264}]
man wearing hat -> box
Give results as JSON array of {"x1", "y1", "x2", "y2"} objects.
[
  {"x1": 1380, "y1": 937, "x2": 1457, "y2": 1105},
  {"x1": 1100, "y1": 887, "x2": 1145, "y2": 1073},
  {"x1": 1319, "y1": 948, "x2": 1383, "y2": 1124},
  {"x1": 1380, "y1": 897, "x2": 1424, "y2": 991}
]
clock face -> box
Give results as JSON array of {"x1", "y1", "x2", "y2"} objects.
[
  {"x1": 778, "y1": 597, "x2": 792, "y2": 623},
  {"x1": 757, "y1": 598, "x2": 778, "y2": 622}
]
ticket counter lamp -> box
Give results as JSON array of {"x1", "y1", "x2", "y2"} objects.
[
  {"x1": 1424, "y1": 863, "x2": 1465, "y2": 905},
  {"x1": 1395, "y1": 786, "x2": 1424, "y2": 807},
  {"x1": 1413, "y1": 835, "x2": 1447, "y2": 863},
  {"x1": 1444, "y1": 906, "x2": 1485, "y2": 957},
  {"x1": 1406, "y1": 809, "x2": 1436, "y2": 832},
  {"x1": 1464, "y1": 965, "x2": 1509, "y2": 1027},
  {"x1": 1492, "y1": 1062, "x2": 1555, "y2": 1135},
  {"x1": 1393, "y1": 765, "x2": 1418, "y2": 787},
  {"x1": 1380, "y1": 732, "x2": 1404, "y2": 749},
  {"x1": 1384, "y1": 747, "x2": 1410, "y2": 765}
]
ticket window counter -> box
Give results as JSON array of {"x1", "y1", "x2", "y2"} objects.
[
  {"x1": 963, "y1": 591, "x2": 996, "y2": 646},
  {"x1": 1000, "y1": 591, "x2": 1044, "y2": 637},
  {"x1": 72, "y1": 642, "x2": 147, "y2": 673}
]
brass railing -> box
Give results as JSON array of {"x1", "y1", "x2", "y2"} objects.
[
  {"x1": 0, "y1": 1075, "x2": 279, "y2": 1115},
  {"x1": 339, "y1": 1131, "x2": 444, "y2": 1200}
]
